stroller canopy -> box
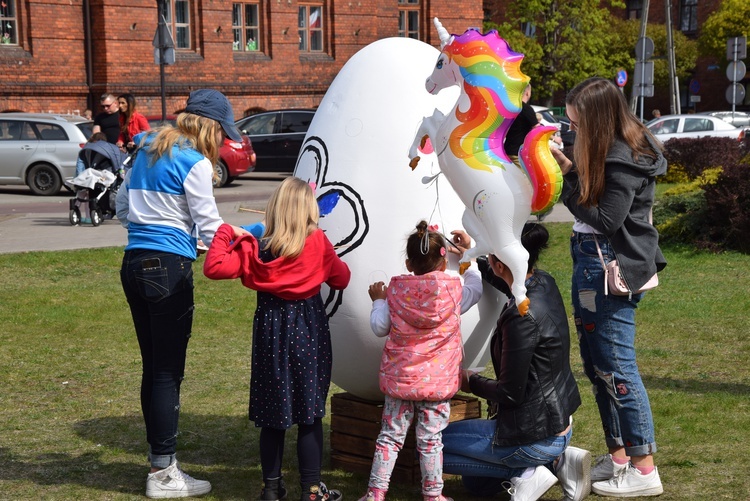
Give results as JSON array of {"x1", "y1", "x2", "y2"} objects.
[{"x1": 79, "y1": 141, "x2": 128, "y2": 173}]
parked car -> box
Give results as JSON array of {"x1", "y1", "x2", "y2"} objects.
[
  {"x1": 0, "y1": 113, "x2": 93, "y2": 195},
  {"x1": 531, "y1": 105, "x2": 561, "y2": 129},
  {"x1": 646, "y1": 114, "x2": 747, "y2": 142},
  {"x1": 699, "y1": 110, "x2": 750, "y2": 128},
  {"x1": 146, "y1": 116, "x2": 256, "y2": 187},
  {"x1": 235, "y1": 109, "x2": 316, "y2": 173}
]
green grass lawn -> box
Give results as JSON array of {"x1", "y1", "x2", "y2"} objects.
[{"x1": 0, "y1": 223, "x2": 748, "y2": 500}]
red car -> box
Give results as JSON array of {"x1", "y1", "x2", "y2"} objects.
[{"x1": 146, "y1": 116, "x2": 256, "y2": 187}]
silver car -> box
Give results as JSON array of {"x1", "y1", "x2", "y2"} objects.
[
  {"x1": 646, "y1": 114, "x2": 747, "y2": 142},
  {"x1": 0, "y1": 113, "x2": 93, "y2": 195}
]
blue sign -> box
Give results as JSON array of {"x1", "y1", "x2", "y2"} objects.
[
  {"x1": 689, "y1": 79, "x2": 700, "y2": 94},
  {"x1": 616, "y1": 69, "x2": 628, "y2": 87}
]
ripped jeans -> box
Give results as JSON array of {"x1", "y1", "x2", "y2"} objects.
[
  {"x1": 570, "y1": 233, "x2": 657, "y2": 457},
  {"x1": 121, "y1": 249, "x2": 195, "y2": 468}
]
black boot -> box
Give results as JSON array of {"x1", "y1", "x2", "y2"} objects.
[
  {"x1": 260, "y1": 476, "x2": 287, "y2": 501},
  {"x1": 301, "y1": 481, "x2": 342, "y2": 501}
]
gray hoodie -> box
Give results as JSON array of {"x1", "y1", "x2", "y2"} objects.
[{"x1": 561, "y1": 135, "x2": 668, "y2": 292}]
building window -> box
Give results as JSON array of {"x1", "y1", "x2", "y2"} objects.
[
  {"x1": 298, "y1": 4, "x2": 324, "y2": 52},
  {"x1": 166, "y1": 0, "x2": 191, "y2": 49},
  {"x1": 521, "y1": 22, "x2": 536, "y2": 38},
  {"x1": 1, "y1": 0, "x2": 18, "y2": 45},
  {"x1": 679, "y1": 0, "x2": 698, "y2": 33},
  {"x1": 398, "y1": 0, "x2": 419, "y2": 39},
  {"x1": 233, "y1": 2, "x2": 261, "y2": 52},
  {"x1": 626, "y1": 0, "x2": 643, "y2": 20}
]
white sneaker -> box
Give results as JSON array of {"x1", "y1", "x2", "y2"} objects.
[
  {"x1": 145, "y1": 461, "x2": 212, "y2": 498},
  {"x1": 556, "y1": 446, "x2": 591, "y2": 501},
  {"x1": 592, "y1": 465, "x2": 663, "y2": 498},
  {"x1": 504, "y1": 465, "x2": 558, "y2": 501},
  {"x1": 590, "y1": 454, "x2": 628, "y2": 482}
]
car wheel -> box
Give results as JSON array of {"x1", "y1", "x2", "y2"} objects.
[
  {"x1": 27, "y1": 163, "x2": 63, "y2": 196},
  {"x1": 213, "y1": 161, "x2": 229, "y2": 188}
]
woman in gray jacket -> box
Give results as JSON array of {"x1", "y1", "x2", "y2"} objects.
[{"x1": 553, "y1": 77, "x2": 667, "y2": 498}]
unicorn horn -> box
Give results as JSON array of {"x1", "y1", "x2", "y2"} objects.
[{"x1": 434, "y1": 17, "x2": 451, "y2": 49}]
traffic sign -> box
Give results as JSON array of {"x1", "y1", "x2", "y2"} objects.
[
  {"x1": 689, "y1": 79, "x2": 700, "y2": 94},
  {"x1": 726, "y1": 83, "x2": 745, "y2": 105},
  {"x1": 727, "y1": 61, "x2": 747, "y2": 82},
  {"x1": 635, "y1": 37, "x2": 654, "y2": 60},
  {"x1": 616, "y1": 69, "x2": 628, "y2": 87},
  {"x1": 726, "y1": 36, "x2": 747, "y2": 61}
]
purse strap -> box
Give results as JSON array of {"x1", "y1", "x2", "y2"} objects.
[{"x1": 591, "y1": 234, "x2": 610, "y2": 296}]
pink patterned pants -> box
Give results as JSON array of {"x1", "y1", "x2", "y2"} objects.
[{"x1": 367, "y1": 395, "x2": 451, "y2": 496}]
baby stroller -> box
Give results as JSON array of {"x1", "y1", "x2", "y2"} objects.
[{"x1": 66, "y1": 142, "x2": 128, "y2": 226}]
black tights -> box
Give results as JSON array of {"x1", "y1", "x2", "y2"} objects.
[{"x1": 260, "y1": 418, "x2": 323, "y2": 487}]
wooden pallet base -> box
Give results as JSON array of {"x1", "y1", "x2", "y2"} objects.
[{"x1": 330, "y1": 392, "x2": 481, "y2": 483}]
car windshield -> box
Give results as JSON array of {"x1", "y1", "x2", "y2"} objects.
[{"x1": 77, "y1": 122, "x2": 93, "y2": 140}]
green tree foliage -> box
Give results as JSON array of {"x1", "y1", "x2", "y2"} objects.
[
  {"x1": 484, "y1": 0, "x2": 625, "y2": 101},
  {"x1": 608, "y1": 19, "x2": 698, "y2": 90},
  {"x1": 483, "y1": 1, "x2": 698, "y2": 102},
  {"x1": 698, "y1": 0, "x2": 750, "y2": 61}
]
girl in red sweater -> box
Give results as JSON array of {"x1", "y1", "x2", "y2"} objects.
[{"x1": 204, "y1": 176, "x2": 350, "y2": 501}]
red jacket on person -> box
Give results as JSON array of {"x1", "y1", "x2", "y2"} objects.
[{"x1": 203, "y1": 223, "x2": 351, "y2": 299}]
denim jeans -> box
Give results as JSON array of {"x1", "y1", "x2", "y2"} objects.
[
  {"x1": 570, "y1": 232, "x2": 657, "y2": 457},
  {"x1": 441, "y1": 418, "x2": 570, "y2": 494},
  {"x1": 120, "y1": 249, "x2": 194, "y2": 469}
]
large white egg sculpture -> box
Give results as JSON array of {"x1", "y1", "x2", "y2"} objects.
[{"x1": 294, "y1": 37, "x2": 506, "y2": 401}]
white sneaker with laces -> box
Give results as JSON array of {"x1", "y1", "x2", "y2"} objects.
[
  {"x1": 592, "y1": 465, "x2": 663, "y2": 498},
  {"x1": 145, "y1": 460, "x2": 212, "y2": 498},
  {"x1": 556, "y1": 446, "x2": 591, "y2": 501},
  {"x1": 504, "y1": 465, "x2": 558, "y2": 501},
  {"x1": 590, "y1": 453, "x2": 628, "y2": 482}
]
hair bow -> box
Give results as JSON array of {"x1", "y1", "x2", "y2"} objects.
[{"x1": 428, "y1": 224, "x2": 439, "y2": 232}]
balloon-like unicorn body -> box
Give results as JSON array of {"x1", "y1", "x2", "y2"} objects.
[{"x1": 408, "y1": 18, "x2": 561, "y2": 315}]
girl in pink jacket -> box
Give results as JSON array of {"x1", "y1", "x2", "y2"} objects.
[{"x1": 358, "y1": 221, "x2": 482, "y2": 501}]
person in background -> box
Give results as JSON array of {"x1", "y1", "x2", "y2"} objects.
[
  {"x1": 551, "y1": 77, "x2": 666, "y2": 498},
  {"x1": 357, "y1": 221, "x2": 482, "y2": 501},
  {"x1": 83, "y1": 108, "x2": 93, "y2": 120},
  {"x1": 441, "y1": 223, "x2": 590, "y2": 501},
  {"x1": 504, "y1": 84, "x2": 537, "y2": 166},
  {"x1": 203, "y1": 176, "x2": 351, "y2": 501},
  {"x1": 117, "y1": 93, "x2": 150, "y2": 152},
  {"x1": 92, "y1": 93, "x2": 121, "y2": 144},
  {"x1": 117, "y1": 89, "x2": 243, "y2": 499},
  {"x1": 651, "y1": 109, "x2": 661, "y2": 119}
]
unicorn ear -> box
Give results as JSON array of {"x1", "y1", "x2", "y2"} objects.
[{"x1": 433, "y1": 17, "x2": 452, "y2": 49}]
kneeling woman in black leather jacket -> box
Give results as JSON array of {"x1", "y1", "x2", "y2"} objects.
[{"x1": 443, "y1": 223, "x2": 589, "y2": 501}]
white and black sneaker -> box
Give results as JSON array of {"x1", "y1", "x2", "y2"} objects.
[{"x1": 145, "y1": 460, "x2": 212, "y2": 498}]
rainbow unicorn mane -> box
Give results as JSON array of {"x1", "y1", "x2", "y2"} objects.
[{"x1": 442, "y1": 29, "x2": 530, "y2": 172}]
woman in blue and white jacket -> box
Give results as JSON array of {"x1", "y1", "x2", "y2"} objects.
[{"x1": 116, "y1": 89, "x2": 246, "y2": 499}]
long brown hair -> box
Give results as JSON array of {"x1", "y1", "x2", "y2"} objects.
[
  {"x1": 567, "y1": 77, "x2": 660, "y2": 207},
  {"x1": 140, "y1": 112, "x2": 222, "y2": 167},
  {"x1": 118, "y1": 93, "x2": 136, "y2": 134},
  {"x1": 262, "y1": 177, "x2": 319, "y2": 258}
]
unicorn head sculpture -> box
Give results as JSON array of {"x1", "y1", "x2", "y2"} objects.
[{"x1": 408, "y1": 18, "x2": 561, "y2": 315}]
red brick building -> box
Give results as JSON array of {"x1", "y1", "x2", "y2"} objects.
[{"x1": 0, "y1": 0, "x2": 482, "y2": 116}]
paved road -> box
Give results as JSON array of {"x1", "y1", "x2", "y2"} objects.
[
  {"x1": 0, "y1": 174, "x2": 284, "y2": 254},
  {"x1": 0, "y1": 173, "x2": 573, "y2": 254}
]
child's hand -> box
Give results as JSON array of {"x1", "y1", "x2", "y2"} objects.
[
  {"x1": 230, "y1": 225, "x2": 250, "y2": 239},
  {"x1": 368, "y1": 281, "x2": 387, "y2": 301}
]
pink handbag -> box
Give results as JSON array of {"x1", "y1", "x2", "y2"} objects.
[{"x1": 593, "y1": 234, "x2": 658, "y2": 297}]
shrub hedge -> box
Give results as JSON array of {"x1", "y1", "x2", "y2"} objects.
[{"x1": 656, "y1": 136, "x2": 750, "y2": 252}]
